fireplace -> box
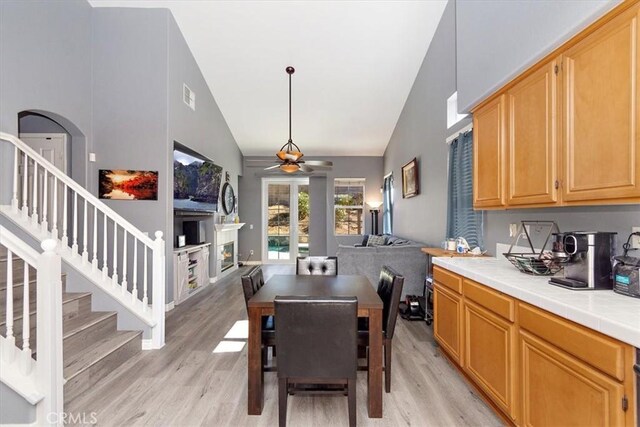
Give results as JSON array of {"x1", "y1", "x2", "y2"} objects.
[{"x1": 220, "y1": 242, "x2": 234, "y2": 272}]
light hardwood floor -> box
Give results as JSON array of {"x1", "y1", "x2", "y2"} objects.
[{"x1": 66, "y1": 264, "x2": 502, "y2": 426}]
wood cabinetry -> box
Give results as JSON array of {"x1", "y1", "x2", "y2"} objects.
[
  {"x1": 472, "y1": 0, "x2": 640, "y2": 209},
  {"x1": 473, "y1": 95, "x2": 506, "y2": 208},
  {"x1": 562, "y1": 5, "x2": 640, "y2": 203},
  {"x1": 432, "y1": 267, "x2": 636, "y2": 426},
  {"x1": 172, "y1": 243, "x2": 211, "y2": 305},
  {"x1": 506, "y1": 60, "x2": 558, "y2": 206}
]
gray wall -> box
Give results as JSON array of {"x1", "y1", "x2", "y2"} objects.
[
  {"x1": 384, "y1": 0, "x2": 465, "y2": 248},
  {"x1": 384, "y1": 0, "x2": 640, "y2": 256},
  {"x1": 456, "y1": 0, "x2": 620, "y2": 112},
  {"x1": 238, "y1": 156, "x2": 383, "y2": 261},
  {"x1": 0, "y1": 383, "x2": 35, "y2": 425}
]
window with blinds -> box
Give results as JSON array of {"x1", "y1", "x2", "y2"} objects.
[
  {"x1": 334, "y1": 178, "x2": 365, "y2": 235},
  {"x1": 446, "y1": 131, "x2": 483, "y2": 248}
]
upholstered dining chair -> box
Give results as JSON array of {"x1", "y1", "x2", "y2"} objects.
[
  {"x1": 274, "y1": 296, "x2": 357, "y2": 427},
  {"x1": 358, "y1": 265, "x2": 404, "y2": 393},
  {"x1": 241, "y1": 266, "x2": 276, "y2": 370},
  {"x1": 295, "y1": 256, "x2": 338, "y2": 275}
]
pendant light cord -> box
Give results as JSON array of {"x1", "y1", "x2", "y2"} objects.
[{"x1": 288, "y1": 71, "x2": 292, "y2": 146}]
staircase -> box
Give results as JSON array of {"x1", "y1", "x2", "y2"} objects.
[
  {"x1": 0, "y1": 132, "x2": 166, "y2": 424},
  {"x1": 0, "y1": 246, "x2": 142, "y2": 404}
]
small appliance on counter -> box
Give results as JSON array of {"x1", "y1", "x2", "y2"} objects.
[
  {"x1": 612, "y1": 231, "x2": 640, "y2": 298},
  {"x1": 549, "y1": 231, "x2": 616, "y2": 290}
]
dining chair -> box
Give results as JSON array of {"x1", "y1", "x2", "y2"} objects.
[
  {"x1": 241, "y1": 266, "x2": 276, "y2": 370},
  {"x1": 274, "y1": 296, "x2": 357, "y2": 427},
  {"x1": 295, "y1": 256, "x2": 338, "y2": 275},
  {"x1": 358, "y1": 265, "x2": 404, "y2": 393}
]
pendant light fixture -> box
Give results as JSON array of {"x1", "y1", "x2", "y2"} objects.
[{"x1": 278, "y1": 66, "x2": 302, "y2": 172}]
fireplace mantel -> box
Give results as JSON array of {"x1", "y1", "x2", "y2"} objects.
[{"x1": 214, "y1": 223, "x2": 245, "y2": 232}]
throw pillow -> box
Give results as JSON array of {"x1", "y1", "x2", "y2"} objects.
[{"x1": 366, "y1": 235, "x2": 387, "y2": 247}]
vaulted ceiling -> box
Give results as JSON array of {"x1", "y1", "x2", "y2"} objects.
[{"x1": 89, "y1": 1, "x2": 447, "y2": 156}]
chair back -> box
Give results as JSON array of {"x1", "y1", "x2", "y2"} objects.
[
  {"x1": 377, "y1": 266, "x2": 404, "y2": 339},
  {"x1": 296, "y1": 256, "x2": 338, "y2": 276},
  {"x1": 275, "y1": 296, "x2": 357, "y2": 380},
  {"x1": 241, "y1": 266, "x2": 265, "y2": 312}
]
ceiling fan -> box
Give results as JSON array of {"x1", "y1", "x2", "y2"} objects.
[{"x1": 256, "y1": 66, "x2": 333, "y2": 174}]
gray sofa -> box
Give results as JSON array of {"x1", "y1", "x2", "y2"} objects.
[{"x1": 336, "y1": 236, "x2": 426, "y2": 298}]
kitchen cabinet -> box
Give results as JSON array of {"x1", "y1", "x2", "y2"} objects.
[
  {"x1": 473, "y1": 95, "x2": 506, "y2": 209},
  {"x1": 464, "y1": 299, "x2": 516, "y2": 420},
  {"x1": 472, "y1": 0, "x2": 640, "y2": 209},
  {"x1": 432, "y1": 266, "x2": 636, "y2": 426},
  {"x1": 562, "y1": 4, "x2": 640, "y2": 203},
  {"x1": 433, "y1": 284, "x2": 463, "y2": 364},
  {"x1": 506, "y1": 60, "x2": 558, "y2": 206}
]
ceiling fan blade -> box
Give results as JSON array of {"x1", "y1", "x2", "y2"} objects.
[
  {"x1": 302, "y1": 160, "x2": 333, "y2": 167},
  {"x1": 298, "y1": 164, "x2": 314, "y2": 173},
  {"x1": 264, "y1": 164, "x2": 281, "y2": 170}
]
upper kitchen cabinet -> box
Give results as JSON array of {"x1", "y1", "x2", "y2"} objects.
[
  {"x1": 470, "y1": 0, "x2": 640, "y2": 210},
  {"x1": 562, "y1": 4, "x2": 640, "y2": 204},
  {"x1": 507, "y1": 60, "x2": 559, "y2": 206},
  {"x1": 473, "y1": 95, "x2": 506, "y2": 209}
]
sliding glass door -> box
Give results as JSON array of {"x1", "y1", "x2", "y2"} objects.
[{"x1": 263, "y1": 178, "x2": 309, "y2": 263}]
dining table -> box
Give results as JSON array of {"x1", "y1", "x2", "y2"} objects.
[{"x1": 247, "y1": 274, "x2": 384, "y2": 418}]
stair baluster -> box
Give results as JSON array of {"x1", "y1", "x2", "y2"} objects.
[
  {"x1": 72, "y1": 192, "x2": 78, "y2": 256},
  {"x1": 82, "y1": 198, "x2": 88, "y2": 263},
  {"x1": 41, "y1": 170, "x2": 48, "y2": 234}
]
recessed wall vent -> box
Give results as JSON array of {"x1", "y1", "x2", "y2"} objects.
[{"x1": 183, "y1": 83, "x2": 195, "y2": 111}]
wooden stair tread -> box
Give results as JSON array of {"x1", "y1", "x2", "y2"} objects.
[
  {"x1": 64, "y1": 330, "x2": 141, "y2": 380},
  {"x1": 63, "y1": 311, "x2": 116, "y2": 340},
  {"x1": 0, "y1": 291, "x2": 90, "y2": 326}
]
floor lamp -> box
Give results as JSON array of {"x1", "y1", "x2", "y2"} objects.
[{"x1": 367, "y1": 201, "x2": 382, "y2": 235}]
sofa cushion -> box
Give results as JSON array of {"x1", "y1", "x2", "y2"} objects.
[{"x1": 366, "y1": 235, "x2": 387, "y2": 247}]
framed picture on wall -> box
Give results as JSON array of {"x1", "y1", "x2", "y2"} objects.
[
  {"x1": 401, "y1": 158, "x2": 419, "y2": 198},
  {"x1": 99, "y1": 169, "x2": 159, "y2": 200}
]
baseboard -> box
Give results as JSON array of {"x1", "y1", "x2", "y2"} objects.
[
  {"x1": 209, "y1": 276, "x2": 217, "y2": 284},
  {"x1": 165, "y1": 301, "x2": 175, "y2": 312},
  {"x1": 243, "y1": 261, "x2": 262, "y2": 266},
  {"x1": 141, "y1": 339, "x2": 153, "y2": 350}
]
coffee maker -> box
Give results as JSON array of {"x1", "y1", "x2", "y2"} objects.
[{"x1": 549, "y1": 232, "x2": 617, "y2": 290}]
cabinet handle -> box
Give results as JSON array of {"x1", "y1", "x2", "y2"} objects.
[{"x1": 554, "y1": 180, "x2": 559, "y2": 189}]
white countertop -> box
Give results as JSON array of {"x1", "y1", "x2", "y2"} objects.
[{"x1": 432, "y1": 256, "x2": 640, "y2": 348}]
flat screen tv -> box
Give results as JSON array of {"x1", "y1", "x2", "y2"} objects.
[{"x1": 173, "y1": 146, "x2": 222, "y2": 213}]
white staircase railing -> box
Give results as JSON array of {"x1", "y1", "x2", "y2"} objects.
[
  {"x1": 0, "y1": 226, "x2": 63, "y2": 426},
  {"x1": 0, "y1": 132, "x2": 165, "y2": 349}
]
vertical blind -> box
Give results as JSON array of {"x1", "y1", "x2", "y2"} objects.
[{"x1": 446, "y1": 131, "x2": 483, "y2": 248}]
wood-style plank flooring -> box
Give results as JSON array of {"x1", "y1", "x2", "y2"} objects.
[{"x1": 66, "y1": 265, "x2": 502, "y2": 426}]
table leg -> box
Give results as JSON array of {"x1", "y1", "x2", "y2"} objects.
[
  {"x1": 368, "y1": 307, "x2": 383, "y2": 418},
  {"x1": 248, "y1": 306, "x2": 263, "y2": 415}
]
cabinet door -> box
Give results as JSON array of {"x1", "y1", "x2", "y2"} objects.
[
  {"x1": 175, "y1": 253, "x2": 189, "y2": 304},
  {"x1": 464, "y1": 300, "x2": 516, "y2": 420},
  {"x1": 520, "y1": 330, "x2": 626, "y2": 427},
  {"x1": 200, "y1": 246, "x2": 210, "y2": 288},
  {"x1": 562, "y1": 5, "x2": 640, "y2": 203},
  {"x1": 434, "y1": 284, "x2": 463, "y2": 364},
  {"x1": 507, "y1": 61, "x2": 558, "y2": 206},
  {"x1": 473, "y1": 95, "x2": 507, "y2": 208}
]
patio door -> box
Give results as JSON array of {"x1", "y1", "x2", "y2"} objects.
[{"x1": 262, "y1": 178, "x2": 309, "y2": 263}]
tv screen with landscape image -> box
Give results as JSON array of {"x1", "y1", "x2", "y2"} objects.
[{"x1": 173, "y1": 148, "x2": 223, "y2": 213}]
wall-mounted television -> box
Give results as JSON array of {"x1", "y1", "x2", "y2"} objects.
[{"x1": 173, "y1": 144, "x2": 222, "y2": 214}]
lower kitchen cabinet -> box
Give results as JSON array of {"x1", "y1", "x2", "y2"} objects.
[
  {"x1": 464, "y1": 300, "x2": 516, "y2": 420},
  {"x1": 433, "y1": 284, "x2": 462, "y2": 364},
  {"x1": 520, "y1": 330, "x2": 626, "y2": 426},
  {"x1": 432, "y1": 266, "x2": 636, "y2": 426}
]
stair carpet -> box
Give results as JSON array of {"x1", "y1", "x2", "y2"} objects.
[{"x1": 0, "y1": 247, "x2": 142, "y2": 404}]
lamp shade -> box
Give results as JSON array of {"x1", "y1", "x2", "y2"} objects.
[
  {"x1": 367, "y1": 201, "x2": 382, "y2": 210},
  {"x1": 280, "y1": 163, "x2": 300, "y2": 173}
]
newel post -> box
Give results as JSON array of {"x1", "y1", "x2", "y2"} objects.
[
  {"x1": 36, "y1": 239, "x2": 63, "y2": 425},
  {"x1": 151, "y1": 231, "x2": 165, "y2": 349}
]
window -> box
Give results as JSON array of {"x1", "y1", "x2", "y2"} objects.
[
  {"x1": 334, "y1": 179, "x2": 365, "y2": 235},
  {"x1": 446, "y1": 91, "x2": 468, "y2": 129},
  {"x1": 446, "y1": 130, "x2": 483, "y2": 248},
  {"x1": 382, "y1": 174, "x2": 393, "y2": 235}
]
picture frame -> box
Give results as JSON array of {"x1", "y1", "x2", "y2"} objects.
[
  {"x1": 225, "y1": 171, "x2": 230, "y2": 182},
  {"x1": 401, "y1": 158, "x2": 419, "y2": 198},
  {"x1": 99, "y1": 169, "x2": 158, "y2": 200}
]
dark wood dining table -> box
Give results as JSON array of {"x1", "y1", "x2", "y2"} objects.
[{"x1": 247, "y1": 274, "x2": 384, "y2": 418}]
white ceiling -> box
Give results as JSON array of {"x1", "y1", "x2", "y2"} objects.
[{"x1": 89, "y1": 0, "x2": 447, "y2": 156}]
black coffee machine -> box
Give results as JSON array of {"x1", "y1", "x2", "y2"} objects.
[{"x1": 549, "y1": 231, "x2": 617, "y2": 290}]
